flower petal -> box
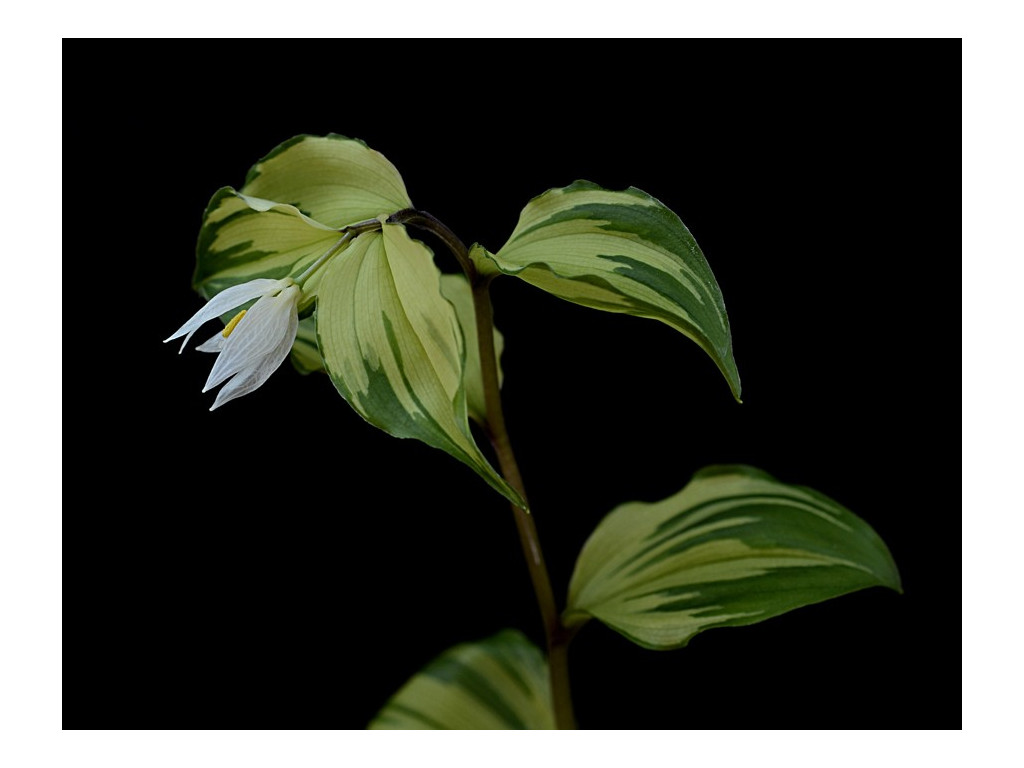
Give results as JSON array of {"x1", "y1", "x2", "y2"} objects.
[
  {"x1": 208, "y1": 310, "x2": 299, "y2": 410},
  {"x1": 203, "y1": 286, "x2": 301, "y2": 392},
  {"x1": 164, "y1": 277, "x2": 287, "y2": 352},
  {"x1": 195, "y1": 331, "x2": 226, "y2": 353}
]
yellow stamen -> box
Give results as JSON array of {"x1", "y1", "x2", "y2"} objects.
[{"x1": 222, "y1": 310, "x2": 247, "y2": 338}]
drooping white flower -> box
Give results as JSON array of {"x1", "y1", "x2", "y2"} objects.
[{"x1": 165, "y1": 277, "x2": 303, "y2": 410}]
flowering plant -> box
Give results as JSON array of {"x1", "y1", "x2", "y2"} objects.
[{"x1": 165, "y1": 134, "x2": 901, "y2": 729}]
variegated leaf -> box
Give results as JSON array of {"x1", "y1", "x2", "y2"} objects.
[
  {"x1": 194, "y1": 133, "x2": 413, "y2": 310},
  {"x1": 193, "y1": 188, "x2": 344, "y2": 306},
  {"x1": 240, "y1": 133, "x2": 412, "y2": 229},
  {"x1": 438, "y1": 274, "x2": 505, "y2": 425},
  {"x1": 369, "y1": 630, "x2": 554, "y2": 730},
  {"x1": 472, "y1": 181, "x2": 741, "y2": 401},
  {"x1": 565, "y1": 465, "x2": 901, "y2": 650},
  {"x1": 316, "y1": 222, "x2": 524, "y2": 508}
]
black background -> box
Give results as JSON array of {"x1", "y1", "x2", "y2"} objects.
[{"x1": 69, "y1": 44, "x2": 958, "y2": 729}]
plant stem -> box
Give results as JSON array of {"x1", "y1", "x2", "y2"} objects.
[
  {"x1": 472, "y1": 278, "x2": 577, "y2": 730},
  {"x1": 389, "y1": 208, "x2": 578, "y2": 730}
]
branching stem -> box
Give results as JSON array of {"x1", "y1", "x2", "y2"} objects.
[{"x1": 389, "y1": 208, "x2": 577, "y2": 730}]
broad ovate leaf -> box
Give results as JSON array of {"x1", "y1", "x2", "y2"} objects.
[
  {"x1": 316, "y1": 222, "x2": 524, "y2": 508},
  {"x1": 565, "y1": 465, "x2": 901, "y2": 650},
  {"x1": 438, "y1": 273, "x2": 505, "y2": 425},
  {"x1": 473, "y1": 181, "x2": 741, "y2": 401},
  {"x1": 194, "y1": 133, "x2": 412, "y2": 305},
  {"x1": 369, "y1": 630, "x2": 554, "y2": 730},
  {"x1": 193, "y1": 188, "x2": 343, "y2": 305},
  {"x1": 241, "y1": 133, "x2": 412, "y2": 229}
]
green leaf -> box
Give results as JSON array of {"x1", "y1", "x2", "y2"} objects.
[
  {"x1": 194, "y1": 133, "x2": 413, "y2": 304},
  {"x1": 241, "y1": 133, "x2": 412, "y2": 229},
  {"x1": 473, "y1": 181, "x2": 741, "y2": 401},
  {"x1": 438, "y1": 274, "x2": 505, "y2": 425},
  {"x1": 368, "y1": 630, "x2": 554, "y2": 730},
  {"x1": 193, "y1": 187, "x2": 342, "y2": 304},
  {"x1": 316, "y1": 222, "x2": 525, "y2": 508},
  {"x1": 289, "y1": 316, "x2": 323, "y2": 375},
  {"x1": 565, "y1": 465, "x2": 901, "y2": 650}
]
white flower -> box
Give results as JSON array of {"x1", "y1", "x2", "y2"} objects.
[{"x1": 165, "y1": 277, "x2": 303, "y2": 410}]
